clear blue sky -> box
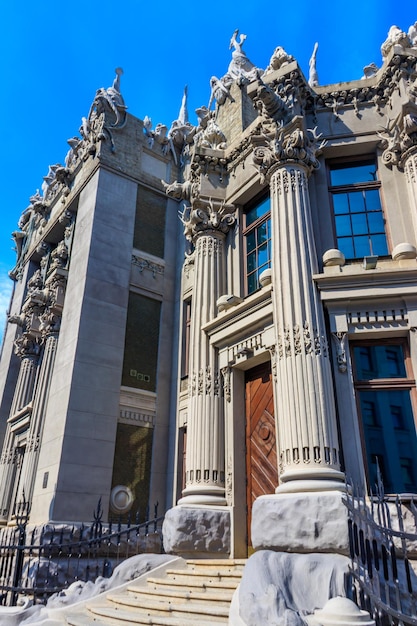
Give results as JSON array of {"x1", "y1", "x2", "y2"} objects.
[{"x1": 0, "y1": 1, "x2": 416, "y2": 337}]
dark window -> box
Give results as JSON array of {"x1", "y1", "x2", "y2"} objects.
[
  {"x1": 329, "y1": 160, "x2": 388, "y2": 259},
  {"x1": 181, "y1": 299, "x2": 192, "y2": 378},
  {"x1": 243, "y1": 196, "x2": 271, "y2": 295},
  {"x1": 352, "y1": 340, "x2": 417, "y2": 494}
]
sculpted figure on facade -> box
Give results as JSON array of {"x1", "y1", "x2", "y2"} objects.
[
  {"x1": 308, "y1": 42, "x2": 319, "y2": 87},
  {"x1": 409, "y1": 22, "x2": 417, "y2": 46},
  {"x1": 264, "y1": 46, "x2": 294, "y2": 74},
  {"x1": 228, "y1": 29, "x2": 259, "y2": 83},
  {"x1": 88, "y1": 67, "x2": 127, "y2": 128},
  {"x1": 252, "y1": 117, "x2": 325, "y2": 183},
  {"x1": 381, "y1": 25, "x2": 410, "y2": 58}
]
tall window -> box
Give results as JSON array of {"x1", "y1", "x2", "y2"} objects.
[
  {"x1": 329, "y1": 160, "x2": 388, "y2": 259},
  {"x1": 181, "y1": 299, "x2": 192, "y2": 378},
  {"x1": 352, "y1": 340, "x2": 417, "y2": 494},
  {"x1": 244, "y1": 196, "x2": 271, "y2": 295}
]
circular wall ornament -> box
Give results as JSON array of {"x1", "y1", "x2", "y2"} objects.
[{"x1": 110, "y1": 485, "x2": 134, "y2": 515}]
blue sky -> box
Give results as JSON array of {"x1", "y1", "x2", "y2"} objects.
[{"x1": 0, "y1": 1, "x2": 416, "y2": 338}]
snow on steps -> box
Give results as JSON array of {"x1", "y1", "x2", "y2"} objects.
[{"x1": 66, "y1": 558, "x2": 246, "y2": 626}]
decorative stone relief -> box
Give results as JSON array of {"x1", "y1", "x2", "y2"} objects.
[
  {"x1": 220, "y1": 366, "x2": 231, "y2": 403},
  {"x1": 164, "y1": 185, "x2": 236, "y2": 243},
  {"x1": 277, "y1": 323, "x2": 327, "y2": 360},
  {"x1": 131, "y1": 255, "x2": 164, "y2": 277},
  {"x1": 252, "y1": 116, "x2": 325, "y2": 183},
  {"x1": 331, "y1": 332, "x2": 347, "y2": 373},
  {"x1": 381, "y1": 26, "x2": 411, "y2": 58},
  {"x1": 264, "y1": 46, "x2": 294, "y2": 74}
]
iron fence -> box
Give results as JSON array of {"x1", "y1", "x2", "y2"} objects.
[
  {"x1": 0, "y1": 498, "x2": 164, "y2": 606},
  {"x1": 345, "y1": 475, "x2": 417, "y2": 626}
]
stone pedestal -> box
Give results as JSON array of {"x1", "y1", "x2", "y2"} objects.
[
  {"x1": 162, "y1": 505, "x2": 230, "y2": 557},
  {"x1": 251, "y1": 491, "x2": 349, "y2": 554}
]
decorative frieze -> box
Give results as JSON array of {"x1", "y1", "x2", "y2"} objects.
[{"x1": 131, "y1": 255, "x2": 164, "y2": 277}]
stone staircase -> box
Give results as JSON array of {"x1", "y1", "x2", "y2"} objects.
[{"x1": 66, "y1": 558, "x2": 246, "y2": 625}]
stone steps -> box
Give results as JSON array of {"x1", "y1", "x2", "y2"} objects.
[{"x1": 66, "y1": 558, "x2": 245, "y2": 625}]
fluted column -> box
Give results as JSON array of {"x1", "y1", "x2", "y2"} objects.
[
  {"x1": 252, "y1": 116, "x2": 344, "y2": 492},
  {"x1": 269, "y1": 164, "x2": 344, "y2": 492},
  {"x1": 161, "y1": 187, "x2": 236, "y2": 507},
  {"x1": 180, "y1": 232, "x2": 226, "y2": 504}
]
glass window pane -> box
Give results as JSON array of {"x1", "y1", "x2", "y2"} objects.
[
  {"x1": 246, "y1": 231, "x2": 256, "y2": 253},
  {"x1": 365, "y1": 189, "x2": 381, "y2": 211},
  {"x1": 335, "y1": 215, "x2": 352, "y2": 237},
  {"x1": 349, "y1": 191, "x2": 365, "y2": 213},
  {"x1": 330, "y1": 162, "x2": 376, "y2": 186},
  {"x1": 354, "y1": 235, "x2": 372, "y2": 257},
  {"x1": 247, "y1": 251, "x2": 256, "y2": 273},
  {"x1": 247, "y1": 273, "x2": 257, "y2": 294},
  {"x1": 258, "y1": 244, "x2": 268, "y2": 268},
  {"x1": 353, "y1": 345, "x2": 406, "y2": 379},
  {"x1": 351, "y1": 213, "x2": 368, "y2": 235},
  {"x1": 370, "y1": 234, "x2": 388, "y2": 256},
  {"x1": 367, "y1": 211, "x2": 384, "y2": 233},
  {"x1": 246, "y1": 197, "x2": 270, "y2": 226},
  {"x1": 337, "y1": 237, "x2": 354, "y2": 259},
  {"x1": 333, "y1": 194, "x2": 349, "y2": 215},
  {"x1": 257, "y1": 222, "x2": 268, "y2": 246}
]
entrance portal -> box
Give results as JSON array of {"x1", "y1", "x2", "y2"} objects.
[{"x1": 245, "y1": 362, "x2": 277, "y2": 547}]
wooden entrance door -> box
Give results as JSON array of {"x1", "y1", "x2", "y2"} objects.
[{"x1": 245, "y1": 362, "x2": 278, "y2": 546}]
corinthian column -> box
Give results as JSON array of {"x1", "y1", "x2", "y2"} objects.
[
  {"x1": 179, "y1": 198, "x2": 236, "y2": 505},
  {"x1": 253, "y1": 117, "x2": 344, "y2": 493},
  {"x1": 163, "y1": 183, "x2": 236, "y2": 506}
]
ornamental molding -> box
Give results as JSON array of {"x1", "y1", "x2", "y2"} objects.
[
  {"x1": 378, "y1": 99, "x2": 417, "y2": 169},
  {"x1": 189, "y1": 366, "x2": 220, "y2": 398},
  {"x1": 163, "y1": 180, "x2": 236, "y2": 243},
  {"x1": 277, "y1": 322, "x2": 328, "y2": 360},
  {"x1": 8, "y1": 244, "x2": 69, "y2": 355},
  {"x1": 251, "y1": 116, "x2": 325, "y2": 182},
  {"x1": 131, "y1": 255, "x2": 164, "y2": 277}
]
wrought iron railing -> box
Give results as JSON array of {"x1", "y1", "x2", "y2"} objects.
[
  {"x1": 345, "y1": 476, "x2": 417, "y2": 626},
  {"x1": 0, "y1": 498, "x2": 164, "y2": 606}
]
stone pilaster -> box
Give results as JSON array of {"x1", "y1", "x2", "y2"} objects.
[
  {"x1": 253, "y1": 116, "x2": 344, "y2": 492},
  {"x1": 0, "y1": 339, "x2": 40, "y2": 521},
  {"x1": 15, "y1": 331, "x2": 59, "y2": 506}
]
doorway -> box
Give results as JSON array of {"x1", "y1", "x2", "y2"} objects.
[{"x1": 245, "y1": 362, "x2": 278, "y2": 547}]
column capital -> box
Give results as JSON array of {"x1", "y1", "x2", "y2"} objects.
[
  {"x1": 251, "y1": 116, "x2": 325, "y2": 183},
  {"x1": 163, "y1": 180, "x2": 237, "y2": 243},
  {"x1": 379, "y1": 96, "x2": 417, "y2": 169}
]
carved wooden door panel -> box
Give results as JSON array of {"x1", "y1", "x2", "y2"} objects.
[{"x1": 245, "y1": 362, "x2": 278, "y2": 547}]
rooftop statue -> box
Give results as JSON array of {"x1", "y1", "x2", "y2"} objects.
[
  {"x1": 264, "y1": 46, "x2": 294, "y2": 74},
  {"x1": 362, "y1": 62, "x2": 378, "y2": 79},
  {"x1": 308, "y1": 42, "x2": 319, "y2": 87},
  {"x1": 227, "y1": 29, "x2": 259, "y2": 83},
  {"x1": 409, "y1": 21, "x2": 417, "y2": 46},
  {"x1": 381, "y1": 25, "x2": 410, "y2": 58},
  {"x1": 88, "y1": 67, "x2": 127, "y2": 128}
]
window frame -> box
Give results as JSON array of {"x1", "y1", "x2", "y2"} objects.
[
  {"x1": 350, "y1": 337, "x2": 417, "y2": 494},
  {"x1": 327, "y1": 157, "x2": 389, "y2": 260},
  {"x1": 242, "y1": 194, "x2": 272, "y2": 296}
]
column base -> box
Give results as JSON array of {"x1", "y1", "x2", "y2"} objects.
[
  {"x1": 178, "y1": 484, "x2": 226, "y2": 506},
  {"x1": 277, "y1": 467, "x2": 345, "y2": 493}
]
